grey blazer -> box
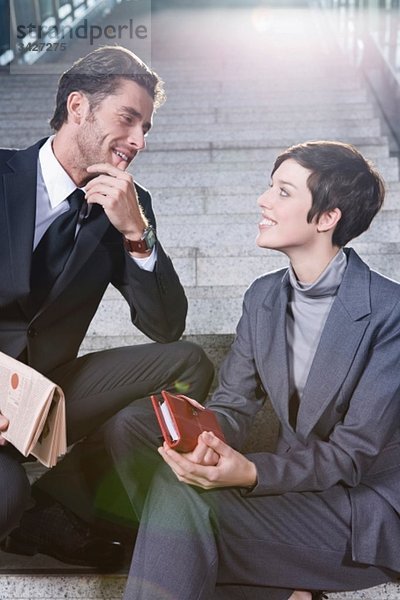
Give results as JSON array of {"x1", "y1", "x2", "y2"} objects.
[{"x1": 209, "y1": 248, "x2": 400, "y2": 572}]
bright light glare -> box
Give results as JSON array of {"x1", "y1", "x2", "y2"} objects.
[{"x1": 251, "y1": 8, "x2": 271, "y2": 34}]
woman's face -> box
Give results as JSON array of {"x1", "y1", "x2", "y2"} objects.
[{"x1": 256, "y1": 158, "x2": 320, "y2": 258}]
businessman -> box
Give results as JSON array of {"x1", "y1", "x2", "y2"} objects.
[{"x1": 0, "y1": 45, "x2": 213, "y2": 569}]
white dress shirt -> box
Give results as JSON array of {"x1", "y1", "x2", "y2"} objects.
[{"x1": 35, "y1": 136, "x2": 156, "y2": 271}]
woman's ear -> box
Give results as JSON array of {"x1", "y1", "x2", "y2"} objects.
[
  {"x1": 66, "y1": 91, "x2": 89, "y2": 125},
  {"x1": 316, "y1": 207, "x2": 342, "y2": 233}
]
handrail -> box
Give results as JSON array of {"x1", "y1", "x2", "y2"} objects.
[{"x1": 316, "y1": 0, "x2": 400, "y2": 147}]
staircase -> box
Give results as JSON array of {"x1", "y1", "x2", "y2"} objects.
[{"x1": 1, "y1": 2, "x2": 400, "y2": 598}]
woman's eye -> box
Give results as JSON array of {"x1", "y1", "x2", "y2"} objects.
[{"x1": 280, "y1": 188, "x2": 289, "y2": 197}]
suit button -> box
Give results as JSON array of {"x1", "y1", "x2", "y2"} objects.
[{"x1": 27, "y1": 326, "x2": 37, "y2": 338}]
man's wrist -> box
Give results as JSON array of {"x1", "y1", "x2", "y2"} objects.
[
  {"x1": 123, "y1": 225, "x2": 157, "y2": 255},
  {"x1": 123, "y1": 235, "x2": 151, "y2": 255}
]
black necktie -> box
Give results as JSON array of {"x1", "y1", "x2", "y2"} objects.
[{"x1": 30, "y1": 188, "x2": 85, "y2": 312}]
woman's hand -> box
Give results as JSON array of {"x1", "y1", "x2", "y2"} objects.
[{"x1": 159, "y1": 431, "x2": 257, "y2": 490}]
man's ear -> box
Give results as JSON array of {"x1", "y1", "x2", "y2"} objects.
[
  {"x1": 66, "y1": 91, "x2": 89, "y2": 124},
  {"x1": 316, "y1": 207, "x2": 342, "y2": 233}
]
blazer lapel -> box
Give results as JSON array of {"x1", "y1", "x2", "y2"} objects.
[
  {"x1": 254, "y1": 273, "x2": 292, "y2": 428},
  {"x1": 2, "y1": 140, "x2": 45, "y2": 302},
  {"x1": 296, "y1": 249, "x2": 372, "y2": 440},
  {"x1": 2, "y1": 138, "x2": 111, "y2": 320}
]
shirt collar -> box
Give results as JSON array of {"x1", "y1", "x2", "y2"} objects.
[
  {"x1": 38, "y1": 135, "x2": 79, "y2": 208},
  {"x1": 288, "y1": 249, "x2": 347, "y2": 298}
]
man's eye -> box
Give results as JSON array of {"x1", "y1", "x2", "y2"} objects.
[{"x1": 122, "y1": 115, "x2": 133, "y2": 124}]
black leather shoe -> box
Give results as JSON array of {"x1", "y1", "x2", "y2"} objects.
[
  {"x1": 1, "y1": 501, "x2": 124, "y2": 571},
  {"x1": 312, "y1": 593, "x2": 328, "y2": 600}
]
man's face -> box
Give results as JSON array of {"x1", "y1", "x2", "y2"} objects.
[
  {"x1": 256, "y1": 158, "x2": 320, "y2": 257},
  {"x1": 75, "y1": 79, "x2": 154, "y2": 175}
]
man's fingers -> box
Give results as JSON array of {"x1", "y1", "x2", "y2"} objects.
[
  {"x1": 0, "y1": 413, "x2": 9, "y2": 447},
  {"x1": 85, "y1": 174, "x2": 127, "y2": 191},
  {"x1": 0, "y1": 414, "x2": 9, "y2": 431},
  {"x1": 87, "y1": 163, "x2": 131, "y2": 178}
]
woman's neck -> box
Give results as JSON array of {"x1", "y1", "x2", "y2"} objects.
[{"x1": 289, "y1": 246, "x2": 342, "y2": 284}]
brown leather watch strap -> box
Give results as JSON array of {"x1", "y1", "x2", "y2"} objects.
[{"x1": 123, "y1": 236, "x2": 151, "y2": 254}]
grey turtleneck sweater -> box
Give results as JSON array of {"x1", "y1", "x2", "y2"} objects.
[{"x1": 286, "y1": 249, "x2": 347, "y2": 405}]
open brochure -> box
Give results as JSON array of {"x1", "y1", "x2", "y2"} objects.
[{"x1": 0, "y1": 352, "x2": 67, "y2": 467}]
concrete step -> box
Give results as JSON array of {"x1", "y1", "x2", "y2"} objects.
[
  {"x1": 135, "y1": 156, "x2": 398, "y2": 183},
  {"x1": 154, "y1": 211, "x2": 400, "y2": 247},
  {"x1": 149, "y1": 117, "x2": 381, "y2": 135},
  {"x1": 0, "y1": 571, "x2": 399, "y2": 599},
  {"x1": 134, "y1": 160, "x2": 398, "y2": 190},
  {"x1": 0, "y1": 105, "x2": 379, "y2": 121},
  {"x1": 156, "y1": 89, "x2": 371, "y2": 106},
  {"x1": 1, "y1": 118, "x2": 381, "y2": 135},
  {"x1": 84, "y1": 241, "x2": 400, "y2": 339},
  {"x1": 148, "y1": 125, "x2": 383, "y2": 144},
  {"x1": 0, "y1": 573, "x2": 126, "y2": 599},
  {"x1": 155, "y1": 107, "x2": 378, "y2": 124},
  {"x1": 137, "y1": 144, "x2": 391, "y2": 166},
  {"x1": 148, "y1": 182, "x2": 400, "y2": 215},
  {"x1": 145, "y1": 137, "x2": 392, "y2": 157}
]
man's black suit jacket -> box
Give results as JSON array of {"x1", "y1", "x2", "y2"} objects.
[{"x1": 0, "y1": 138, "x2": 188, "y2": 375}]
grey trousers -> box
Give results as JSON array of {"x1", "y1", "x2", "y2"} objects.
[
  {"x1": 1, "y1": 340, "x2": 214, "y2": 534},
  {"x1": 123, "y1": 464, "x2": 396, "y2": 600}
]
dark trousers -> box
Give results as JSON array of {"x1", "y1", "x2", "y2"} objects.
[
  {"x1": 0, "y1": 449, "x2": 31, "y2": 540},
  {"x1": 0, "y1": 340, "x2": 214, "y2": 537},
  {"x1": 124, "y1": 464, "x2": 396, "y2": 600}
]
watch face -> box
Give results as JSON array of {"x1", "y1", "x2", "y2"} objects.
[{"x1": 144, "y1": 227, "x2": 157, "y2": 249}]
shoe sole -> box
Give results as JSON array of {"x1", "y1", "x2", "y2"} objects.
[{"x1": 1, "y1": 536, "x2": 120, "y2": 571}]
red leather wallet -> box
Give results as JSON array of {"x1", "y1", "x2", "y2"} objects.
[{"x1": 151, "y1": 390, "x2": 225, "y2": 452}]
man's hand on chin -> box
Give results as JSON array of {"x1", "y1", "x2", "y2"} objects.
[{"x1": 84, "y1": 162, "x2": 147, "y2": 239}]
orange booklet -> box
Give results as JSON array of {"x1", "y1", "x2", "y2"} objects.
[{"x1": 151, "y1": 390, "x2": 225, "y2": 452}]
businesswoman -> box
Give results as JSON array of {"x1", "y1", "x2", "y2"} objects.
[{"x1": 123, "y1": 141, "x2": 400, "y2": 600}]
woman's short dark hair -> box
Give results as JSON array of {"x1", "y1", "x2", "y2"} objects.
[
  {"x1": 50, "y1": 45, "x2": 165, "y2": 131},
  {"x1": 271, "y1": 141, "x2": 385, "y2": 247}
]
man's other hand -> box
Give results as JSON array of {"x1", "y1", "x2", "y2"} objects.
[{"x1": 0, "y1": 413, "x2": 9, "y2": 446}]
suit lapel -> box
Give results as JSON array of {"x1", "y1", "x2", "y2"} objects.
[
  {"x1": 296, "y1": 249, "x2": 372, "y2": 440},
  {"x1": 254, "y1": 273, "x2": 292, "y2": 428},
  {"x1": 2, "y1": 140, "x2": 45, "y2": 302},
  {"x1": 2, "y1": 138, "x2": 112, "y2": 320}
]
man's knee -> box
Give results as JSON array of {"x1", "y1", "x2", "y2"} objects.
[
  {"x1": 170, "y1": 340, "x2": 214, "y2": 399},
  {"x1": 102, "y1": 342, "x2": 214, "y2": 452},
  {"x1": 0, "y1": 456, "x2": 31, "y2": 540},
  {"x1": 178, "y1": 341, "x2": 214, "y2": 375}
]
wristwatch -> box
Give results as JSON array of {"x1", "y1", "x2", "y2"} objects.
[{"x1": 123, "y1": 225, "x2": 157, "y2": 254}]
